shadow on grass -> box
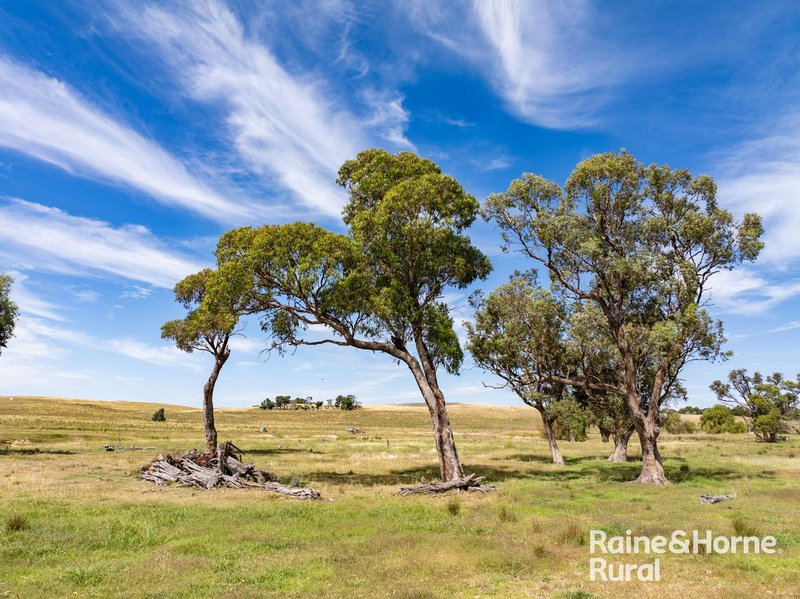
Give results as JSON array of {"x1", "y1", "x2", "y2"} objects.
[
  {"x1": 240, "y1": 448, "x2": 309, "y2": 456},
  {"x1": 529, "y1": 461, "x2": 777, "y2": 483},
  {"x1": 504, "y1": 453, "x2": 598, "y2": 465},
  {"x1": 306, "y1": 464, "x2": 533, "y2": 486},
  {"x1": 0, "y1": 447, "x2": 75, "y2": 455},
  {"x1": 305, "y1": 459, "x2": 777, "y2": 487}
]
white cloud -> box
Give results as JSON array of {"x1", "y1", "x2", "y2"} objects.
[
  {"x1": 120, "y1": 285, "x2": 154, "y2": 300},
  {"x1": 116, "y1": 0, "x2": 413, "y2": 218},
  {"x1": 404, "y1": 0, "x2": 624, "y2": 129},
  {"x1": 12, "y1": 316, "x2": 201, "y2": 370},
  {"x1": 708, "y1": 268, "x2": 800, "y2": 315},
  {"x1": 0, "y1": 198, "x2": 205, "y2": 288},
  {"x1": 717, "y1": 118, "x2": 800, "y2": 265},
  {"x1": 6, "y1": 272, "x2": 65, "y2": 321},
  {"x1": 0, "y1": 56, "x2": 259, "y2": 223}
]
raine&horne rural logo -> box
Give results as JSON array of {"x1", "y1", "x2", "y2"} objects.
[{"x1": 588, "y1": 529, "x2": 778, "y2": 582}]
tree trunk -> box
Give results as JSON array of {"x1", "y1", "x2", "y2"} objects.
[
  {"x1": 608, "y1": 427, "x2": 633, "y2": 463},
  {"x1": 621, "y1": 355, "x2": 668, "y2": 484},
  {"x1": 427, "y1": 387, "x2": 464, "y2": 481},
  {"x1": 202, "y1": 349, "x2": 230, "y2": 453},
  {"x1": 405, "y1": 331, "x2": 465, "y2": 483},
  {"x1": 632, "y1": 413, "x2": 667, "y2": 484},
  {"x1": 540, "y1": 413, "x2": 565, "y2": 466},
  {"x1": 599, "y1": 427, "x2": 611, "y2": 443}
]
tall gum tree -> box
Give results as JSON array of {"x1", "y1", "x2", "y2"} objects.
[
  {"x1": 162, "y1": 268, "x2": 246, "y2": 452},
  {"x1": 484, "y1": 151, "x2": 763, "y2": 484},
  {"x1": 213, "y1": 150, "x2": 491, "y2": 482}
]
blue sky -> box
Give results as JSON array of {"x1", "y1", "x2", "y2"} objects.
[{"x1": 1, "y1": 0, "x2": 799, "y2": 409}]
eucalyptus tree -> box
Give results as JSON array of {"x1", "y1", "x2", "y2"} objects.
[
  {"x1": 213, "y1": 150, "x2": 491, "y2": 482},
  {"x1": 467, "y1": 276, "x2": 571, "y2": 465},
  {"x1": 711, "y1": 370, "x2": 800, "y2": 442},
  {"x1": 0, "y1": 274, "x2": 17, "y2": 356},
  {"x1": 162, "y1": 268, "x2": 247, "y2": 452},
  {"x1": 484, "y1": 151, "x2": 763, "y2": 484}
]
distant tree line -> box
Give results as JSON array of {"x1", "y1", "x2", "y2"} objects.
[{"x1": 258, "y1": 394, "x2": 360, "y2": 411}]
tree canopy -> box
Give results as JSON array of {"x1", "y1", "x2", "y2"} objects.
[
  {"x1": 711, "y1": 369, "x2": 800, "y2": 442},
  {"x1": 482, "y1": 151, "x2": 763, "y2": 483},
  {"x1": 211, "y1": 149, "x2": 491, "y2": 481},
  {"x1": 0, "y1": 273, "x2": 18, "y2": 355}
]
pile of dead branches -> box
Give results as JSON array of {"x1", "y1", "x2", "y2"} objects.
[
  {"x1": 399, "y1": 473, "x2": 493, "y2": 496},
  {"x1": 141, "y1": 441, "x2": 320, "y2": 500}
]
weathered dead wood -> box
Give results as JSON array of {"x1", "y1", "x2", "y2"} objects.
[
  {"x1": 141, "y1": 441, "x2": 320, "y2": 499},
  {"x1": 399, "y1": 473, "x2": 494, "y2": 496},
  {"x1": 699, "y1": 493, "x2": 736, "y2": 504}
]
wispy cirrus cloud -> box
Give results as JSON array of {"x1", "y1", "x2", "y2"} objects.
[
  {"x1": 403, "y1": 0, "x2": 626, "y2": 129},
  {"x1": 0, "y1": 198, "x2": 205, "y2": 288},
  {"x1": 717, "y1": 118, "x2": 800, "y2": 265},
  {"x1": 0, "y1": 56, "x2": 261, "y2": 223},
  {"x1": 115, "y1": 0, "x2": 413, "y2": 218}
]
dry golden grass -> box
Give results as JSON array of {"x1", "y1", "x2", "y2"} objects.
[{"x1": 1, "y1": 395, "x2": 798, "y2": 598}]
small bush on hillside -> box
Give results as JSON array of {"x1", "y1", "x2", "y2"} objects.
[
  {"x1": 259, "y1": 398, "x2": 275, "y2": 410},
  {"x1": 151, "y1": 408, "x2": 166, "y2": 422}
]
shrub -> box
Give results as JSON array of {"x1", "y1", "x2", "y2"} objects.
[
  {"x1": 663, "y1": 411, "x2": 697, "y2": 434},
  {"x1": 5, "y1": 513, "x2": 29, "y2": 533},
  {"x1": 700, "y1": 405, "x2": 744, "y2": 434},
  {"x1": 259, "y1": 398, "x2": 275, "y2": 410},
  {"x1": 151, "y1": 408, "x2": 166, "y2": 422},
  {"x1": 753, "y1": 412, "x2": 784, "y2": 442},
  {"x1": 549, "y1": 398, "x2": 590, "y2": 441},
  {"x1": 446, "y1": 497, "x2": 461, "y2": 516}
]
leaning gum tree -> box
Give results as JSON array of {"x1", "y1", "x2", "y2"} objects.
[{"x1": 212, "y1": 150, "x2": 491, "y2": 482}]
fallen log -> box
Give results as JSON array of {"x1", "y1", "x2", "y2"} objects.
[
  {"x1": 399, "y1": 473, "x2": 493, "y2": 496},
  {"x1": 699, "y1": 493, "x2": 736, "y2": 504},
  {"x1": 141, "y1": 441, "x2": 320, "y2": 500}
]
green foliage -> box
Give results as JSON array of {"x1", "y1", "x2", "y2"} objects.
[
  {"x1": 678, "y1": 406, "x2": 705, "y2": 415},
  {"x1": 662, "y1": 411, "x2": 697, "y2": 434},
  {"x1": 161, "y1": 268, "x2": 242, "y2": 358},
  {"x1": 151, "y1": 408, "x2": 166, "y2": 422},
  {"x1": 711, "y1": 370, "x2": 800, "y2": 442},
  {"x1": 549, "y1": 398, "x2": 591, "y2": 441},
  {"x1": 700, "y1": 405, "x2": 745, "y2": 434},
  {"x1": 335, "y1": 394, "x2": 360, "y2": 411},
  {"x1": 0, "y1": 273, "x2": 19, "y2": 354},
  {"x1": 213, "y1": 150, "x2": 490, "y2": 376},
  {"x1": 259, "y1": 398, "x2": 275, "y2": 410},
  {"x1": 482, "y1": 151, "x2": 763, "y2": 479}
]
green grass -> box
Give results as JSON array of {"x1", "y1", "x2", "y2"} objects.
[{"x1": 0, "y1": 396, "x2": 798, "y2": 598}]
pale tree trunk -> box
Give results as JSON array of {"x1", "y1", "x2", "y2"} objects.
[
  {"x1": 622, "y1": 354, "x2": 668, "y2": 484},
  {"x1": 608, "y1": 426, "x2": 634, "y2": 463},
  {"x1": 202, "y1": 348, "x2": 230, "y2": 453},
  {"x1": 428, "y1": 384, "x2": 464, "y2": 481},
  {"x1": 403, "y1": 340, "x2": 464, "y2": 482},
  {"x1": 634, "y1": 414, "x2": 666, "y2": 483},
  {"x1": 540, "y1": 411, "x2": 565, "y2": 466}
]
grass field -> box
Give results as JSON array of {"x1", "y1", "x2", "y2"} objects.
[{"x1": 1, "y1": 395, "x2": 798, "y2": 598}]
